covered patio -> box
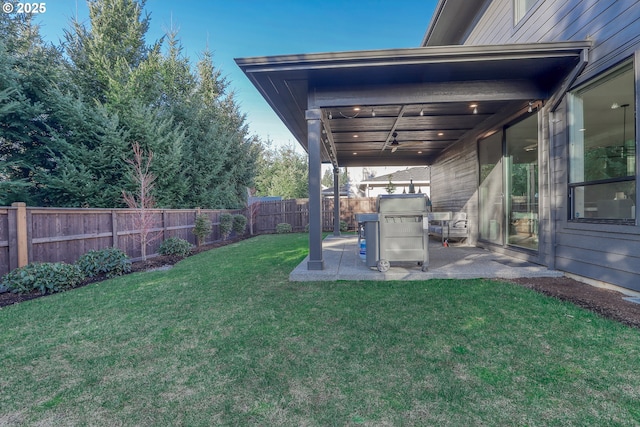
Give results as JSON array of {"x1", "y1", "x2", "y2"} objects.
[
  {"x1": 236, "y1": 41, "x2": 590, "y2": 272},
  {"x1": 289, "y1": 235, "x2": 562, "y2": 281}
]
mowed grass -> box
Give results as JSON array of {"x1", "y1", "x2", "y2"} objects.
[{"x1": 1, "y1": 234, "x2": 640, "y2": 426}]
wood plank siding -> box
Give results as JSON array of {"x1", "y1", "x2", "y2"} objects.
[
  {"x1": 429, "y1": 0, "x2": 640, "y2": 290},
  {"x1": 466, "y1": 0, "x2": 640, "y2": 82}
]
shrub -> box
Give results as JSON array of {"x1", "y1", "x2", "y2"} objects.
[
  {"x1": 276, "y1": 223, "x2": 292, "y2": 234},
  {"x1": 158, "y1": 237, "x2": 193, "y2": 257},
  {"x1": 232, "y1": 214, "x2": 247, "y2": 235},
  {"x1": 220, "y1": 213, "x2": 233, "y2": 240},
  {"x1": 193, "y1": 214, "x2": 212, "y2": 246},
  {"x1": 76, "y1": 247, "x2": 131, "y2": 278},
  {"x1": 340, "y1": 220, "x2": 349, "y2": 232},
  {"x1": 2, "y1": 262, "x2": 85, "y2": 295}
]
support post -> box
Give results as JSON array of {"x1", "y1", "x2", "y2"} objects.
[
  {"x1": 12, "y1": 202, "x2": 28, "y2": 268},
  {"x1": 333, "y1": 167, "x2": 341, "y2": 236},
  {"x1": 306, "y1": 109, "x2": 324, "y2": 270}
]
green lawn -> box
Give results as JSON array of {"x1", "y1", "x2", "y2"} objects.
[{"x1": 1, "y1": 234, "x2": 639, "y2": 426}]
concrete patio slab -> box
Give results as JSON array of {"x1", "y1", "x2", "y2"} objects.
[{"x1": 289, "y1": 235, "x2": 563, "y2": 282}]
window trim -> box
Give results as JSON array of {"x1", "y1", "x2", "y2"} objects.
[
  {"x1": 513, "y1": 0, "x2": 542, "y2": 27},
  {"x1": 567, "y1": 58, "x2": 637, "y2": 225}
]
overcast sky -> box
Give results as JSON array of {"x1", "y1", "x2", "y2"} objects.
[{"x1": 36, "y1": 0, "x2": 438, "y2": 149}]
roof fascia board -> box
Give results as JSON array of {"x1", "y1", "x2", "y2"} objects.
[
  {"x1": 548, "y1": 47, "x2": 590, "y2": 112},
  {"x1": 311, "y1": 80, "x2": 546, "y2": 108},
  {"x1": 236, "y1": 42, "x2": 592, "y2": 74}
]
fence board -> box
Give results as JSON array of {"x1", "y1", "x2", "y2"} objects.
[{"x1": 0, "y1": 208, "x2": 8, "y2": 276}]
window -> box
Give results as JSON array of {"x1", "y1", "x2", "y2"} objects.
[
  {"x1": 569, "y1": 61, "x2": 636, "y2": 223},
  {"x1": 514, "y1": 0, "x2": 538, "y2": 25}
]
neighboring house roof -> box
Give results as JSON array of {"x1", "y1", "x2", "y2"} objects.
[
  {"x1": 321, "y1": 184, "x2": 350, "y2": 196},
  {"x1": 248, "y1": 196, "x2": 281, "y2": 205},
  {"x1": 364, "y1": 167, "x2": 430, "y2": 184}
]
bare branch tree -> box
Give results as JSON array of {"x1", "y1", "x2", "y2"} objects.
[
  {"x1": 122, "y1": 142, "x2": 162, "y2": 261},
  {"x1": 246, "y1": 188, "x2": 262, "y2": 236}
]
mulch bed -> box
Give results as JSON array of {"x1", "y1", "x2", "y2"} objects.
[
  {"x1": 505, "y1": 276, "x2": 640, "y2": 329},
  {"x1": 2, "y1": 238, "x2": 640, "y2": 330},
  {"x1": 0, "y1": 236, "x2": 248, "y2": 308}
]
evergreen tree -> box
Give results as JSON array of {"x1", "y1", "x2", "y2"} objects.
[
  {"x1": 0, "y1": 14, "x2": 69, "y2": 205},
  {"x1": 255, "y1": 144, "x2": 308, "y2": 199},
  {"x1": 38, "y1": 96, "x2": 130, "y2": 207},
  {"x1": 179, "y1": 47, "x2": 257, "y2": 209},
  {"x1": 122, "y1": 102, "x2": 186, "y2": 207},
  {"x1": 64, "y1": 0, "x2": 152, "y2": 102},
  {"x1": 1, "y1": 0, "x2": 262, "y2": 209},
  {"x1": 321, "y1": 167, "x2": 350, "y2": 189}
]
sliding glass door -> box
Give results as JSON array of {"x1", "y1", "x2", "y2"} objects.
[
  {"x1": 479, "y1": 132, "x2": 504, "y2": 244},
  {"x1": 506, "y1": 114, "x2": 539, "y2": 250},
  {"x1": 478, "y1": 113, "x2": 539, "y2": 251}
]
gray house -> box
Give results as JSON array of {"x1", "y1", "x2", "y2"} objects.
[
  {"x1": 358, "y1": 167, "x2": 431, "y2": 198},
  {"x1": 237, "y1": 0, "x2": 640, "y2": 292}
]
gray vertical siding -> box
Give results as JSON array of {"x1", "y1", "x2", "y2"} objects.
[
  {"x1": 430, "y1": 137, "x2": 480, "y2": 245},
  {"x1": 430, "y1": 0, "x2": 640, "y2": 290},
  {"x1": 467, "y1": 0, "x2": 640, "y2": 80}
]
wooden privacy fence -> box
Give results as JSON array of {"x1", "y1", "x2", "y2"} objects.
[
  {"x1": 0, "y1": 198, "x2": 378, "y2": 276},
  {"x1": 253, "y1": 197, "x2": 377, "y2": 233},
  {"x1": 0, "y1": 203, "x2": 243, "y2": 276}
]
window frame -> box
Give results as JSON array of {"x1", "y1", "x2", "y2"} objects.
[
  {"x1": 567, "y1": 58, "x2": 638, "y2": 225},
  {"x1": 513, "y1": 0, "x2": 541, "y2": 26}
]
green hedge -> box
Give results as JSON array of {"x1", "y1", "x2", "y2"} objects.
[
  {"x1": 2, "y1": 262, "x2": 85, "y2": 295},
  {"x1": 158, "y1": 237, "x2": 193, "y2": 257},
  {"x1": 276, "y1": 223, "x2": 292, "y2": 234},
  {"x1": 76, "y1": 247, "x2": 131, "y2": 278}
]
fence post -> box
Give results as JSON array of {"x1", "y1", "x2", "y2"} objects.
[{"x1": 12, "y1": 202, "x2": 28, "y2": 268}]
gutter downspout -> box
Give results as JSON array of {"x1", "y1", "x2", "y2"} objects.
[
  {"x1": 547, "y1": 46, "x2": 589, "y2": 270},
  {"x1": 548, "y1": 110, "x2": 557, "y2": 270}
]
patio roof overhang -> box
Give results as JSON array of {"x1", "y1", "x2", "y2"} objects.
[{"x1": 236, "y1": 41, "x2": 590, "y2": 168}]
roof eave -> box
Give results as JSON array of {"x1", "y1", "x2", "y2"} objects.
[{"x1": 421, "y1": 0, "x2": 492, "y2": 47}]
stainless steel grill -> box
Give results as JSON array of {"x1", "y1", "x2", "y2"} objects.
[{"x1": 358, "y1": 194, "x2": 429, "y2": 272}]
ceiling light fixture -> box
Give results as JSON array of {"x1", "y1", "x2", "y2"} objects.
[
  {"x1": 528, "y1": 101, "x2": 533, "y2": 113},
  {"x1": 371, "y1": 108, "x2": 376, "y2": 117},
  {"x1": 470, "y1": 103, "x2": 478, "y2": 114},
  {"x1": 438, "y1": 132, "x2": 444, "y2": 136},
  {"x1": 390, "y1": 132, "x2": 400, "y2": 153},
  {"x1": 339, "y1": 109, "x2": 360, "y2": 119},
  {"x1": 419, "y1": 109, "x2": 424, "y2": 116}
]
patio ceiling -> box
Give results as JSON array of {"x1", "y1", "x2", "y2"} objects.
[{"x1": 236, "y1": 41, "x2": 590, "y2": 167}]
